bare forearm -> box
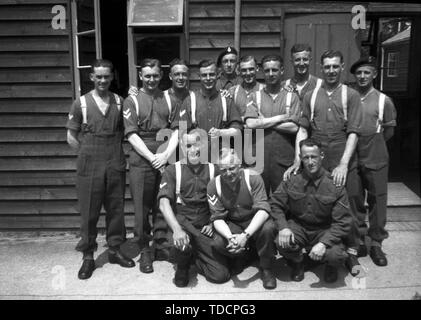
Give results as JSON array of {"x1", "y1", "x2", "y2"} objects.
[
  {"x1": 294, "y1": 127, "x2": 308, "y2": 161},
  {"x1": 220, "y1": 127, "x2": 240, "y2": 137},
  {"x1": 159, "y1": 198, "x2": 183, "y2": 233},
  {"x1": 163, "y1": 129, "x2": 179, "y2": 159},
  {"x1": 67, "y1": 130, "x2": 80, "y2": 149},
  {"x1": 128, "y1": 133, "x2": 154, "y2": 162},
  {"x1": 340, "y1": 133, "x2": 358, "y2": 166},
  {"x1": 213, "y1": 220, "x2": 233, "y2": 240},
  {"x1": 273, "y1": 122, "x2": 299, "y2": 134},
  {"x1": 246, "y1": 114, "x2": 286, "y2": 129},
  {"x1": 244, "y1": 210, "x2": 269, "y2": 236}
]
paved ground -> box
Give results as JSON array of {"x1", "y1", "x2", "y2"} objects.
[{"x1": 1, "y1": 228, "x2": 420, "y2": 300}]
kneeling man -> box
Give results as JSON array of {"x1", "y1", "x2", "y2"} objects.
[{"x1": 270, "y1": 138, "x2": 352, "y2": 283}]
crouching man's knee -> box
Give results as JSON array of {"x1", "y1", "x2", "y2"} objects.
[{"x1": 323, "y1": 244, "x2": 348, "y2": 266}]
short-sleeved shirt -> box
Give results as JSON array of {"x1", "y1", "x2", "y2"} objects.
[
  {"x1": 165, "y1": 88, "x2": 190, "y2": 121},
  {"x1": 207, "y1": 170, "x2": 270, "y2": 223},
  {"x1": 281, "y1": 74, "x2": 322, "y2": 102},
  {"x1": 229, "y1": 81, "x2": 265, "y2": 117},
  {"x1": 66, "y1": 91, "x2": 124, "y2": 136},
  {"x1": 173, "y1": 88, "x2": 243, "y2": 133},
  {"x1": 215, "y1": 73, "x2": 242, "y2": 91},
  {"x1": 244, "y1": 88, "x2": 301, "y2": 166},
  {"x1": 270, "y1": 168, "x2": 352, "y2": 247},
  {"x1": 299, "y1": 83, "x2": 362, "y2": 141}
]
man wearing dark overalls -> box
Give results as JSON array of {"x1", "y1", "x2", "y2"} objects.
[
  {"x1": 123, "y1": 59, "x2": 179, "y2": 273},
  {"x1": 350, "y1": 56, "x2": 397, "y2": 266},
  {"x1": 245, "y1": 55, "x2": 301, "y2": 195},
  {"x1": 207, "y1": 149, "x2": 277, "y2": 290},
  {"x1": 215, "y1": 46, "x2": 242, "y2": 91},
  {"x1": 66, "y1": 59, "x2": 135, "y2": 280},
  {"x1": 285, "y1": 50, "x2": 364, "y2": 276},
  {"x1": 158, "y1": 131, "x2": 230, "y2": 287}
]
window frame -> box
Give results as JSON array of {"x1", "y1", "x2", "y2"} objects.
[{"x1": 127, "y1": 0, "x2": 184, "y2": 27}]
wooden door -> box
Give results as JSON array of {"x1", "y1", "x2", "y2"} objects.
[{"x1": 283, "y1": 13, "x2": 360, "y2": 83}]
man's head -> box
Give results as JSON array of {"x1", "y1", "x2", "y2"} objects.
[
  {"x1": 139, "y1": 58, "x2": 162, "y2": 93},
  {"x1": 320, "y1": 50, "x2": 344, "y2": 87},
  {"x1": 180, "y1": 130, "x2": 207, "y2": 165},
  {"x1": 239, "y1": 55, "x2": 258, "y2": 85},
  {"x1": 350, "y1": 56, "x2": 377, "y2": 91},
  {"x1": 199, "y1": 59, "x2": 218, "y2": 91},
  {"x1": 219, "y1": 148, "x2": 242, "y2": 184},
  {"x1": 261, "y1": 55, "x2": 284, "y2": 86},
  {"x1": 290, "y1": 44, "x2": 312, "y2": 77},
  {"x1": 90, "y1": 59, "x2": 114, "y2": 93},
  {"x1": 299, "y1": 138, "x2": 324, "y2": 177},
  {"x1": 217, "y1": 46, "x2": 238, "y2": 78},
  {"x1": 169, "y1": 58, "x2": 189, "y2": 91}
]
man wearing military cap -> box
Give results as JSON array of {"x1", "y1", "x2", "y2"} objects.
[
  {"x1": 215, "y1": 46, "x2": 242, "y2": 91},
  {"x1": 349, "y1": 56, "x2": 397, "y2": 267}
]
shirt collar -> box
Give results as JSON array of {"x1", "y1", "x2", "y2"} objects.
[
  {"x1": 302, "y1": 167, "x2": 326, "y2": 187},
  {"x1": 199, "y1": 87, "x2": 219, "y2": 99}
]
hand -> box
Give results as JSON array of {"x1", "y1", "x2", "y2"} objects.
[
  {"x1": 331, "y1": 163, "x2": 348, "y2": 186},
  {"x1": 173, "y1": 228, "x2": 190, "y2": 251},
  {"x1": 226, "y1": 235, "x2": 245, "y2": 254},
  {"x1": 283, "y1": 160, "x2": 301, "y2": 181},
  {"x1": 220, "y1": 89, "x2": 233, "y2": 99},
  {"x1": 283, "y1": 84, "x2": 295, "y2": 93},
  {"x1": 201, "y1": 224, "x2": 214, "y2": 238},
  {"x1": 235, "y1": 233, "x2": 248, "y2": 249},
  {"x1": 208, "y1": 127, "x2": 221, "y2": 138},
  {"x1": 128, "y1": 86, "x2": 139, "y2": 96},
  {"x1": 151, "y1": 152, "x2": 168, "y2": 170},
  {"x1": 309, "y1": 242, "x2": 326, "y2": 261},
  {"x1": 278, "y1": 228, "x2": 295, "y2": 249}
]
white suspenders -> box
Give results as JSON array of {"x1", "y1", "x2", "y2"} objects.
[
  {"x1": 215, "y1": 169, "x2": 252, "y2": 198},
  {"x1": 377, "y1": 93, "x2": 386, "y2": 133},
  {"x1": 310, "y1": 81, "x2": 346, "y2": 122},
  {"x1": 131, "y1": 91, "x2": 172, "y2": 121},
  {"x1": 80, "y1": 93, "x2": 120, "y2": 124},
  {"x1": 189, "y1": 91, "x2": 226, "y2": 124},
  {"x1": 175, "y1": 161, "x2": 215, "y2": 204},
  {"x1": 255, "y1": 88, "x2": 292, "y2": 115}
]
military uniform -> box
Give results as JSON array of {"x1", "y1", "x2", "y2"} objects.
[
  {"x1": 123, "y1": 89, "x2": 177, "y2": 252},
  {"x1": 207, "y1": 169, "x2": 277, "y2": 271},
  {"x1": 282, "y1": 74, "x2": 323, "y2": 102},
  {"x1": 215, "y1": 73, "x2": 243, "y2": 91},
  {"x1": 157, "y1": 162, "x2": 230, "y2": 283},
  {"x1": 270, "y1": 168, "x2": 351, "y2": 265},
  {"x1": 244, "y1": 88, "x2": 301, "y2": 195},
  {"x1": 353, "y1": 88, "x2": 397, "y2": 246},
  {"x1": 66, "y1": 92, "x2": 126, "y2": 253},
  {"x1": 299, "y1": 82, "x2": 363, "y2": 250}
]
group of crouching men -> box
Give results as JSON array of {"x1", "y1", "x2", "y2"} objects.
[{"x1": 66, "y1": 44, "x2": 396, "y2": 290}]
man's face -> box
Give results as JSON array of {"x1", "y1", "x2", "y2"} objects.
[
  {"x1": 321, "y1": 56, "x2": 344, "y2": 86},
  {"x1": 354, "y1": 65, "x2": 377, "y2": 90},
  {"x1": 90, "y1": 66, "x2": 113, "y2": 93},
  {"x1": 139, "y1": 65, "x2": 162, "y2": 92},
  {"x1": 199, "y1": 64, "x2": 217, "y2": 91},
  {"x1": 221, "y1": 53, "x2": 237, "y2": 76},
  {"x1": 169, "y1": 64, "x2": 189, "y2": 90},
  {"x1": 181, "y1": 134, "x2": 202, "y2": 165},
  {"x1": 291, "y1": 50, "x2": 311, "y2": 76},
  {"x1": 239, "y1": 60, "x2": 257, "y2": 85},
  {"x1": 220, "y1": 163, "x2": 241, "y2": 184},
  {"x1": 300, "y1": 145, "x2": 323, "y2": 176},
  {"x1": 263, "y1": 60, "x2": 283, "y2": 86}
]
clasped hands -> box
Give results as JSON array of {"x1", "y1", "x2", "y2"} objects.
[{"x1": 226, "y1": 233, "x2": 248, "y2": 254}]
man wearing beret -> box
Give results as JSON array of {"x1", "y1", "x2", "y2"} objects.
[
  {"x1": 349, "y1": 56, "x2": 397, "y2": 266},
  {"x1": 215, "y1": 46, "x2": 242, "y2": 91}
]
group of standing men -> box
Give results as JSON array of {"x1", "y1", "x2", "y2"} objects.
[{"x1": 66, "y1": 43, "x2": 396, "y2": 290}]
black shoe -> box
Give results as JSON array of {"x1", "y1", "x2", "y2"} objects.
[
  {"x1": 370, "y1": 246, "x2": 388, "y2": 266},
  {"x1": 345, "y1": 254, "x2": 362, "y2": 277},
  {"x1": 262, "y1": 269, "x2": 277, "y2": 289},
  {"x1": 290, "y1": 261, "x2": 305, "y2": 282},
  {"x1": 78, "y1": 259, "x2": 95, "y2": 280},
  {"x1": 109, "y1": 250, "x2": 135, "y2": 268},
  {"x1": 174, "y1": 266, "x2": 189, "y2": 287},
  {"x1": 324, "y1": 264, "x2": 338, "y2": 283},
  {"x1": 358, "y1": 244, "x2": 368, "y2": 257},
  {"x1": 139, "y1": 249, "x2": 154, "y2": 273}
]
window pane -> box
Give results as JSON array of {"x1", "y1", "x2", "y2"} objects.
[
  {"x1": 79, "y1": 68, "x2": 93, "y2": 96},
  {"x1": 78, "y1": 33, "x2": 96, "y2": 66},
  {"x1": 77, "y1": 0, "x2": 95, "y2": 33},
  {"x1": 128, "y1": 0, "x2": 183, "y2": 26}
]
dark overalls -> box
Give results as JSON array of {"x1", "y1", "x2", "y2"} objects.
[
  {"x1": 352, "y1": 89, "x2": 397, "y2": 246},
  {"x1": 122, "y1": 90, "x2": 176, "y2": 253},
  {"x1": 66, "y1": 92, "x2": 126, "y2": 253}
]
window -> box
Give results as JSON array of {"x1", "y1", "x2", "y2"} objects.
[
  {"x1": 128, "y1": 0, "x2": 183, "y2": 26},
  {"x1": 387, "y1": 52, "x2": 399, "y2": 77}
]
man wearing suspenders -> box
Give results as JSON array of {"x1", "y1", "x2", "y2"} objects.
[
  {"x1": 215, "y1": 46, "x2": 242, "y2": 91},
  {"x1": 245, "y1": 55, "x2": 301, "y2": 196},
  {"x1": 207, "y1": 148, "x2": 277, "y2": 289},
  {"x1": 174, "y1": 59, "x2": 242, "y2": 162},
  {"x1": 282, "y1": 44, "x2": 323, "y2": 102},
  {"x1": 350, "y1": 56, "x2": 397, "y2": 266},
  {"x1": 158, "y1": 131, "x2": 230, "y2": 287},
  {"x1": 122, "y1": 59, "x2": 179, "y2": 273},
  {"x1": 286, "y1": 50, "x2": 364, "y2": 276},
  {"x1": 66, "y1": 59, "x2": 135, "y2": 280}
]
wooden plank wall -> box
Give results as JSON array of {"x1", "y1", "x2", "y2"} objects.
[{"x1": 0, "y1": 0, "x2": 78, "y2": 230}]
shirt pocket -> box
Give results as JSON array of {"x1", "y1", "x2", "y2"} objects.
[
  {"x1": 287, "y1": 190, "x2": 307, "y2": 216},
  {"x1": 314, "y1": 194, "x2": 336, "y2": 224}
]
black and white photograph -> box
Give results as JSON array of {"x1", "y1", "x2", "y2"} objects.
[{"x1": 0, "y1": 0, "x2": 420, "y2": 303}]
